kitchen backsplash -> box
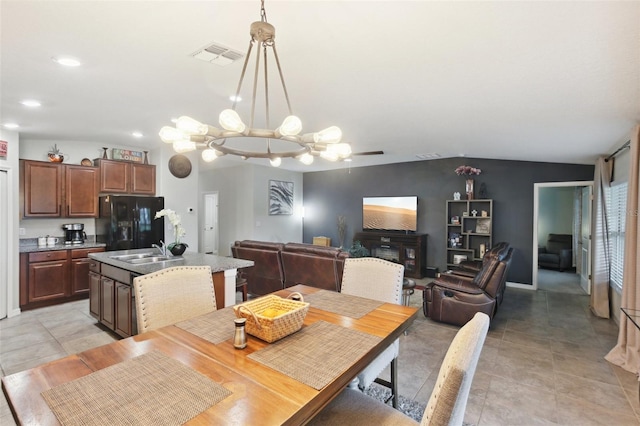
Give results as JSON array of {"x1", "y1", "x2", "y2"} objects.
[{"x1": 19, "y1": 218, "x2": 96, "y2": 239}]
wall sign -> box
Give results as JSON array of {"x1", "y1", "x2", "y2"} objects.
[
  {"x1": 0, "y1": 140, "x2": 7, "y2": 159},
  {"x1": 112, "y1": 148, "x2": 143, "y2": 162}
]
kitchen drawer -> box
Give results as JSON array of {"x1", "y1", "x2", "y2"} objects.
[
  {"x1": 29, "y1": 251, "x2": 68, "y2": 263},
  {"x1": 88, "y1": 258, "x2": 101, "y2": 273},
  {"x1": 71, "y1": 247, "x2": 105, "y2": 259},
  {"x1": 101, "y1": 264, "x2": 131, "y2": 284}
]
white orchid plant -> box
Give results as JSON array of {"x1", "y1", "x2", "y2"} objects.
[{"x1": 154, "y1": 209, "x2": 187, "y2": 249}]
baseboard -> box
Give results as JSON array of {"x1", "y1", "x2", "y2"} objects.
[
  {"x1": 506, "y1": 281, "x2": 535, "y2": 291},
  {"x1": 7, "y1": 308, "x2": 22, "y2": 318}
]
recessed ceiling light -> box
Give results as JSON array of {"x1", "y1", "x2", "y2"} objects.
[
  {"x1": 229, "y1": 95, "x2": 242, "y2": 102},
  {"x1": 3, "y1": 123, "x2": 19, "y2": 129},
  {"x1": 21, "y1": 100, "x2": 41, "y2": 107},
  {"x1": 52, "y1": 56, "x2": 81, "y2": 67},
  {"x1": 132, "y1": 131, "x2": 143, "y2": 138}
]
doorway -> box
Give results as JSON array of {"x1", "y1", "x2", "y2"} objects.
[
  {"x1": 532, "y1": 181, "x2": 593, "y2": 294},
  {"x1": 202, "y1": 192, "x2": 219, "y2": 255}
]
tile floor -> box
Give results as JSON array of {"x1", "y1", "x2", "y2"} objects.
[{"x1": 1, "y1": 275, "x2": 639, "y2": 425}]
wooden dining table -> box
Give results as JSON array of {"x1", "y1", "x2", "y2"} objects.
[{"x1": 2, "y1": 285, "x2": 419, "y2": 425}]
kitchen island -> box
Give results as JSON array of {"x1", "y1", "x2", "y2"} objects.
[{"x1": 89, "y1": 249, "x2": 253, "y2": 337}]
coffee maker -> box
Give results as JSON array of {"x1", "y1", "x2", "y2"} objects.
[{"x1": 62, "y1": 223, "x2": 86, "y2": 245}]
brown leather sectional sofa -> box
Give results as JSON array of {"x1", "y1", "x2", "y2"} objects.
[{"x1": 231, "y1": 240, "x2": 349, "y2": 296}]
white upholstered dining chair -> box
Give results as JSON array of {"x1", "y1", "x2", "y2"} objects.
[
  {"x1": 340, "y1": 257, "x2": 404, "y2": 408},
  {"x1": 133, "y1": 265, "x2": 217, "y2": 333},
  {"x1": 309, "y1": 312, "x2": 490, "y2": 426}
]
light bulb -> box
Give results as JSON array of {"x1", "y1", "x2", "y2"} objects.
[
  {"x1": 331, "y1": 143, "x2": 352, "y2": 158},
  {"x1": 270, "y1": 157, "x2": 282, "y2": 167},
  {"x1": 201, "y1": 149, "x2": 219, "y2": 162},
  {"x1": 299, "y1": 153, "x2": 314, "y2": 165},
  {"x1": 176, "y1": 116, "x2": 208, "y2": 135},
  {"x1": 173, "y1": 140, "x2": 196, "y2": 153},
  {"x1": 320, "y1": 150, "x2": 339, "y2": 161},
  {"x1": 159, "y1": 126, "x2": 186, "y2": 143},
  {"x1": 313, "y1": 126, "x2": 342, "y2": 144},
  {"x1": 219, "y1": 109, "x2": 246, "y2": 133},
  {"x1": 278, "y1": 116, "x2": 302, "y2": 136}
]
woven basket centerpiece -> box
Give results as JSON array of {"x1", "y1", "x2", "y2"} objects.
[{"x1": 233, "y1": 293, "x2": 309, "y2": 343}]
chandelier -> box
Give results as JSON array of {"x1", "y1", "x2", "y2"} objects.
[{"x1": 159, "y1": 0, "x2": 352, "y2": 167}]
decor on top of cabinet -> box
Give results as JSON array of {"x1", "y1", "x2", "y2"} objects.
[
  {"x1": 48, "y1": 144, "x2": 64, "y2": 162},
  {"x1": 455, "y1": 165, "x2": 481, "y2": 200},
  {"x1": 337, "y1": 215, "x2": 347, "y2": 249},
  {"x1": 154, "y1": 208, "x2": 188, "y2": 255},
  {"x1": 348, "y1": 241, "x2": 370, "y2": 258}
]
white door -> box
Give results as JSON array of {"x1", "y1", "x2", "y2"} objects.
[
  {"x1": 0, "y1": 170, "x2": 8, "y2": 319},
  {"x1": 203, "y1": 193, "x2": 218, "y2": 254},
  {"x1": 580, "y1": 185, "x2": 592, "y2": 295}
]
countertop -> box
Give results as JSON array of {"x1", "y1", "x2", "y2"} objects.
[
  {"x1": 89, "y1": 248, "x2": 254, "y2": 276},
  {"x1": 19, "y1": 241, "x2": 107, "y2": 253}
]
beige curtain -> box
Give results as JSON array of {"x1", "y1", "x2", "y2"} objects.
[
  {"x1": 590, "y1": 157, "x2": 612, "y2": 318},
  {"x1": 606, "y1": 125, "x2": 640, "y2": 375}
]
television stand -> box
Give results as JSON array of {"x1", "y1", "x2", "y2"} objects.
[{"x1": 353, "y1": 231, "x2": 427, "y2": 279}]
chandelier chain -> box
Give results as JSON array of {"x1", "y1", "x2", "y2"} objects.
[{"x1": 260, "y1": 0, "x2": 268, "y2": 22}]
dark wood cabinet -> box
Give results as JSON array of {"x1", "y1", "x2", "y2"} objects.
[
  {"x1": 92, "y1": 263, "x2": 136, "y2": 337},
  {"x1": 20, "y1": 160, "x2": 99, "y2": 218},
  {"x1": 95, "y1": 159, "x2": 155, "y2": 195},
  {"x1": 20, "y1": 247, "x2": 105, "y2": 310},
  {"x1": 21, "y1": 160, "x2": 63, "y2": 217},
  {"x1": 89, "y1": 271, "x2": 101, "y2": 319},
  {"x1": 353, "y1": 231, "x2": 427, "y2": 278},
  {"x1": 100, "y1": 277, "x2": 116, "y2": 330},
  {"x1": 115, "y1": 283, "x2": 134, "y2": 337},
  {"x1": 65, "y1": 165, "x2": 99, "y2": 217}
]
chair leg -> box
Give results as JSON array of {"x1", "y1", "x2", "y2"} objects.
[{"x1": 373, "y1": 357, "x2": 398, "y2": 409}]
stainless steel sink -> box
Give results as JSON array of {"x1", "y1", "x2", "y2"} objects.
[
  {"x1": 126, "y1": 256, "x2": 181, "y2": 264},
  {"x1": 109, "y1": 252, "x2": 181, "y2": 264}
]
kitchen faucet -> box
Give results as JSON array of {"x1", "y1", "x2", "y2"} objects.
[{"x1": 152, "y1": 241, "x2": 170, "y2": 256}]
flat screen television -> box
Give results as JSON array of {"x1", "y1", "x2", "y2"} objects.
[{"x1": 362, "y1": 196, "x2": 418, "y2": 232}]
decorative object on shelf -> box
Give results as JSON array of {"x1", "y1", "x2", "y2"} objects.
[
  {"x1": 451, "y1": 216, "x2": 460, "y2": 225},
  {"x1": 157, "y1": 0, "x2": 351, "y2": 167},
  {"x1": 143, "y1": 151, "x2": 149, "y2": 164},
  {"x1": 112, "y1": 148, "x2": 144, "y2": 162},
  {"x1": 337, "y1": 215, "x2": 347, "y2": 249},
  {"x1": 453, "y1": 254, "x2": 467, "y2": 264},
  {"x1": 471, "y1": 209, "x2": 477, "y2": 217},
  {"x1": 479, "y1": 243, "x2": 486, "y2": 258},
  {"x1": 462, "y1": 211, "x2": 469, "y2": 216},
  {"x1": 481, "y1": 210, "x2": 488, "y2": 217},
  {"x1": 455, "y1": 165, "x2": 481, "y2": 200},
  {"x1": 269, "y1": 180, "x2": 293, "y2": 215},
  {"x1": 80, "y1": 158, "x2": 93, "y2": 166},
  {"x1": 101, "y1": 147, "x2": 109, "y2": 159},
  {"x1": 453, "y1": 192, "x2": 461, "y2": 200},
  {"x1": 168, "y1": 154, "x2": 192, "y2": 178},
  {"x1": 48, "y1": 144, "x2": 64, "y2": 163},
  {"x1": 479, "y1": 182, "x2": 488, "y2": 199},
  {"x1": 449, "y1": 232, "x2": 461, "y2": 248},
  {"x1": 154, "y1": 208, "x2": 188, "y2": 255},
  {"x1": 475, "y1": 218, "x2": 491, "y2": 234}
]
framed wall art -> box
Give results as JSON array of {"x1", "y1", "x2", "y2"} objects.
[{"x1": 269, "y1": 180, "x2": 294, "y2": 215}]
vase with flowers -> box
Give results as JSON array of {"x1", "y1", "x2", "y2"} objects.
[
  {"x1": 154, "y1": 209, "x2": 188, "y2": 255},
  {"x1": 455, "y1": 165, "x2": 482, "y2": 200}
]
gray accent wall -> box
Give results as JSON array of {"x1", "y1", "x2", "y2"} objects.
[{"x1": 302, "y1": 157, "x2": 594, "y2": 285}]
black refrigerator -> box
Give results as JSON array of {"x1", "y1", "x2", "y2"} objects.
[{"x1": 96, "y1": 195, "x2": 165, "y2": 251}]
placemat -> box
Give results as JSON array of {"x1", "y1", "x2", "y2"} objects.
[
  {"x1": 175, "y1": 307, "x2": 237, "y2": 344},
  {"x1": 248, "y1": 321, "x2": 382, "y2": 390},
  {"x1": 41, "y1": 350, "x2": 231, "y2": 426},
  {"x1": 303, "y1": 289, "x2": 384, "y2": 318}
]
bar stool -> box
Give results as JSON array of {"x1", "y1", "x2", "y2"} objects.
[{"x1": 402, "y1": 278, "x2": 416, "y2": 306}]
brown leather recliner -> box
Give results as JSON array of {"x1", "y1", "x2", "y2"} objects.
[
  {"x1": 231, "y1": 240, "x2": 285, "y2": 296},
  {"x1": 451, "y1": 242, "x2": 510, "y2": 278},
  {"x1": 281, "y1": 243, "x2": 349, "y2": 292},
  {"x1": 423, "y1": 247, "x2": 513, "y2": 326}
]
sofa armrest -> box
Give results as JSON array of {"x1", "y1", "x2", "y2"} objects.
[
  {"x1": 559, "y1": 248, "x2": 573, "y2": 269},
  {"x1": 539, "y1": 246, "x2": 547, "y2": 254},
  {"x1": 427, "y1": 277, "x2": 484, "y2": 295}
]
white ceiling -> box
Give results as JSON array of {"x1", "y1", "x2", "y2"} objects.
[{"x1": 2, "y1": 1, "x2": 639, "y2": 172}]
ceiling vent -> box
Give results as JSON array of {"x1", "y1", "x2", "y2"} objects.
[{"x1": 191, "y1": 42, "x2": 244, "y2": 66}]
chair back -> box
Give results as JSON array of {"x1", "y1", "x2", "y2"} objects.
[
  {"x1": 422, "y1": 312, "x2": 490, "y2": 426},
  {"x1": 133, "y1": 265, "x2": 216, "y2": 333},
  {"x1": 341, "y1": 258, "x2": 404, "y2": 304}
]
